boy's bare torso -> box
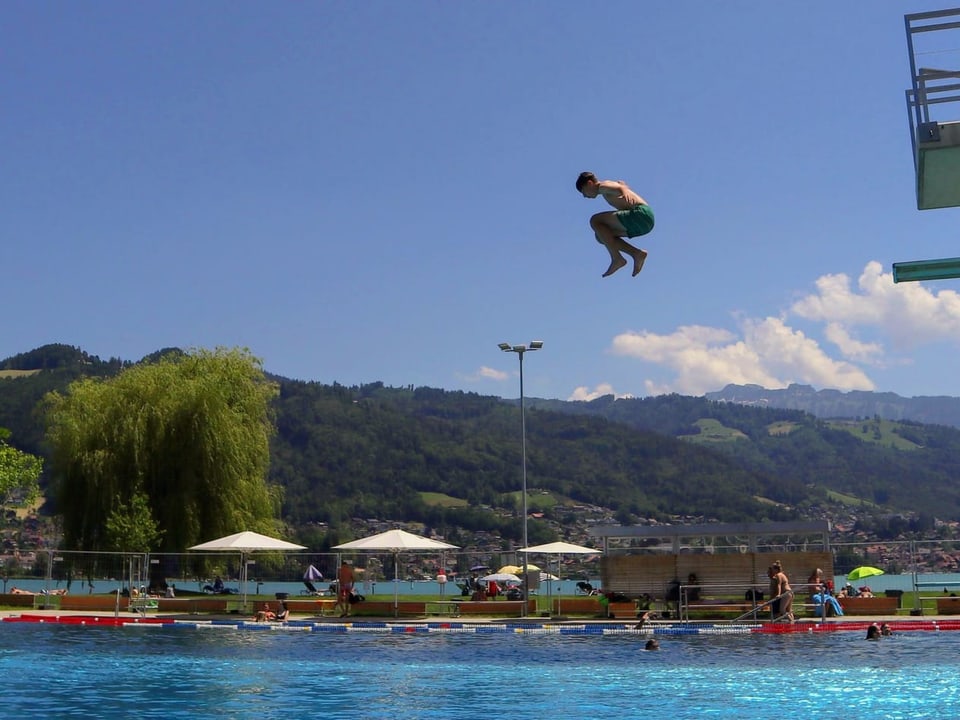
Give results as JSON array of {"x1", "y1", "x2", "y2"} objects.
[{"x1": 598, "y1": 180, "x2": 645, "y2": 210}]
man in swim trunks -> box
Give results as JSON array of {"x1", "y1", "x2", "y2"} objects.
[
  {"x1": 770, "y1": 560, "x2": 794, "y2": 622},
  {"x1": 335, "y1": 560, "x2": 355, "y2": 618},
  {"x1": 575, "y1": 171, "x2": 655, "y2": 278}
]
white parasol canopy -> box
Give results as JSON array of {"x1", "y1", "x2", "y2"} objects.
[
  {"x1": 189, "y1": 531, "x2": 306, "y2": 609},
  {"x1": 518, "y1": 541, "x2": 601, "y2": 555},
  {"x1": 519, "y1": 541, "x2": 602, "y2": 616},
  {"x1": 334, "y1": 529, "x2": 458, "y2": 615},
  {"x1": 482, "y1": 572, "x2": 522, "y2": 584},
  {"x1": 334, "y1": 529, "x2": 458, "y2": 552}
]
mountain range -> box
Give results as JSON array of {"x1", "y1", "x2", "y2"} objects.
[{"x1": 705, "y1": 383, "x2": 960, "y2": 429}]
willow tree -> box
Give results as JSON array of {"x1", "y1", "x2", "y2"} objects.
[
  {"x1": 0, "y1": 428, "x2": 42, "y2": 505},
  {"x1": 45, "y1": 348, "x2": 281, "y2": 553}
]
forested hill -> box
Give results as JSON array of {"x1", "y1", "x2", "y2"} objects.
[
  {"x1": 0, "y1": 347, "x2": 786, "y2": 531},
  {"x1": 529, "y1": 393, "x2": 960, "y2": 523},
  {"x1": 4, "y1": 345, "x2": 960, "y2": 534},
  {"x1": 268, "y1": 381, "x2": 790, "y2": 531}
]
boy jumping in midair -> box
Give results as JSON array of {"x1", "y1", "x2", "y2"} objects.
[{"x1": 575, "y1": 171, "x2": 655, "y2": 278}]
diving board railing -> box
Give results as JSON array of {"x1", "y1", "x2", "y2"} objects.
[
  {"x1": 675, "y1": 582, "x2": 833, "y2": 624},
  {"x1": 905, "y1": 8, "x2": 960, "y2": 209}
]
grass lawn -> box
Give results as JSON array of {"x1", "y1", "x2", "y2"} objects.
[
  {"x1": 680, "y1": 418, "x2": 749, "y2": 444},
  {"x1": 827, "y1": 418, "x2": 920, "y2": 450}
]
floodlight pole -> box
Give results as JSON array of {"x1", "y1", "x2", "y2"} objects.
[{"x1": 498, "y1": 340, "x2": 543, "y2": 617}]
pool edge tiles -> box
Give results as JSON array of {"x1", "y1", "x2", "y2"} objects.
[
  {"x1": 1, "y1": 613, "x2": 175, "y2": 626},
  {"x1": 7, "y1": 615, "x2": 960, "y2": 635}
]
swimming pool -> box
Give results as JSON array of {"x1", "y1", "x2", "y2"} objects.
[{"x1": 1, "y1": 622, "x2": 956, "y2": 718}]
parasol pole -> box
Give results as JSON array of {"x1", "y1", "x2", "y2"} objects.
[
  {"x1": 393, "y1": 549, "x2": 399, "y2": 617},
  {"x1": 555, "y1": 554, "x2": 560, "y2": 617},
  {"x1": 240, "y1": 552, "x2": 246, "y2": 612}
]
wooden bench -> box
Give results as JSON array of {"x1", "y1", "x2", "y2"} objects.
[
  {"x1": 607, "y1": 601, "x2": 639, "y2": 619},
  {"x1": 283, "y1": 598, "x2": 336, "y2": 616},
  {"x1": 157, "y1": 597, "x2": 229, "y2": 614},
  {"x1": 425, "y1": 601, "x2": 463, "y2": 617},
  {"x1": 59, "y1": 595, "x2": 123, "y2": 612},
  {"x1": 453, "y1": 600, "x2": 529, "y2": 616},
  {"x1": 682, "y1": 599, "x2": 760, "y2": 620},
  {"x1": 936, "y1": 597, "x2": 960, "y2": 615},
  {"x1": 350, "y1": 601, "x2": 426, "y2": 617},
  {"x1": 838, "y1": 596, "x2": 899, "y2": 615},
  {"x1": 552, "y1": 598, "x2": 603, "y2": 616},
  {"x1": 0, "y1": 593, "x2": 36, "y2": 608}
]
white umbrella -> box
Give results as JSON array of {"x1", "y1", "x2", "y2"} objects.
[
  {"x1": 482, "y1": 572, "x2": 522, "y2": 584},
  {"x1": 519, "y1": 541, "x2": 602, "y2": 616},
  {"x1": 189, "y1": 531, "x2": 307, "y2": 610},
  {"x1": 519, "y1": 541, "x2": 601, "y2": 554},
  {"x1": 334, "y1": 529, "x2": 459, "y2": 616}
]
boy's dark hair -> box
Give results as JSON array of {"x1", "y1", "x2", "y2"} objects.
[{"x1": 575, "y1": 171, "x2": 596, "y2": 192}]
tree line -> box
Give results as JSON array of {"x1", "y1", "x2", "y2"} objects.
[{"x1": 4, "y1": 344, "x2": 960, "y2": 556}]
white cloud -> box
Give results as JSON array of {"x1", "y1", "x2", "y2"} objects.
[
  {"x1": 609, "y1": 318, "x2": 874, "y2": 396},
  {"x1": 610, "y1": 324, "x2": 778, "y2": 395},
  {"x1": 567, "y1": 383, "x2": 633, "y2": 401},
  {"x1": 792, "y1": 260, "x2": 960, "y2": 349},
  {"x1": 573, "y1": 261, "x2": 960, "y2": 398},
  {"x1": 462, "y1": 366, "x2": 509, "y2": 382},
  {"x1": 823, "y1": 322, "x2": 883, "y2": 363},
  {"x1": 643, "y1": 379, "x2": 671, "y2": 396}
]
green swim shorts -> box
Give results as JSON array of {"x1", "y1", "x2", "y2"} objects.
[{"x1": 616, "y1": 204, "x2": 655, "y2": 238}]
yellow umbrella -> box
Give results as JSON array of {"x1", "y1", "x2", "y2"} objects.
[{"x1": 498, "y1": 563, "x2": 540, "y2": 575}]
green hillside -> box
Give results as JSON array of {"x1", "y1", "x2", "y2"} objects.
[
  {"x1": 826, "y1": 417, "x2": 921, "y2": 450},
  {"x1": 532, "y1": 393, "x2": 960, "y2": 522},
  {"x1": 3, "y1": 345, "x2": 960, "y2": 548}
]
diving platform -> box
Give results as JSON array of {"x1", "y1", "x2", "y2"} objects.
[{"x1": 905, "y1": 8, "x2": 960, "y2": 209}]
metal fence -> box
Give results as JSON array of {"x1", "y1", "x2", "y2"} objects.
[{"x1": 1, "y1": 538, "x2": 957, "y2": 598}]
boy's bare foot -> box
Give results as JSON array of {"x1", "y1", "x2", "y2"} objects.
[
  {"x1": 603, "y1": 256, "x2": 627, "y2": 277},
  {"x1": 631, "y1": 250, "x2": 648, "y2": 277}
]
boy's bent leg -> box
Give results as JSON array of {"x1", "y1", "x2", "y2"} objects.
[
  {"x1": 610, "y1": 205, "x2": 653, "y2": 277},
  {"x1": 591, "y1": 213, "x2": 630, "y2": 277},
  {"x1": 612, "y1": 237, "x2": 646, "y2": 276},
  {"x1": 596, "y1": 232, "x2": 627, "y2": 277},
  {"x1": 600, "y1": 232, "x2": 646, "y2": 277},
  {"x1": 602, "y1": 254, "x2": 627, "y2": 277}
]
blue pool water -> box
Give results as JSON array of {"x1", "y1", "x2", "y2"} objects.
[{"x1": 1, "y1": 623, "x2": 958, "y2": 718}]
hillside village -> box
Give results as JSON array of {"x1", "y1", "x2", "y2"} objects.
[{"x1": 4, "y1": 487, "x2": 959, "y2": 584}]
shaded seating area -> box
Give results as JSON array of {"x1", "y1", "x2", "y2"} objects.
[{"x1": 591, "y1": 521, "x2": 835, "y2": 622}]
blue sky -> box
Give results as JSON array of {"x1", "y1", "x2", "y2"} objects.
[{"x1": 6, "y1": 1, "x2": 960, "y2": 402}]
